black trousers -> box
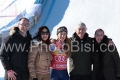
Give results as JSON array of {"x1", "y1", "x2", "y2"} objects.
[{"x1": 70, "y1": 75, "x2": 91, "y2": 80}]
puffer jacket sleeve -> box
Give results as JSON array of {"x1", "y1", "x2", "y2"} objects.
[
  {"x1": 110, "y1": 45, "x2": 120, "y2": 76},
  {"x1": 28, "y1": 42, "x2": 39, "y2": 78},
  {"x1": 0, "y1": 36, "x2": 13, "y2": 71}
]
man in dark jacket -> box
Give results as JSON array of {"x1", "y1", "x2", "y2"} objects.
[
  {"x1": 69, "y1": 22, "x2": 96, "y2": 80},
  {"x1": 94, "y1": 29, "x2": 120, "y2": 80},
  {"x1": 0, "y1": 18, "x2": 32, "y2": 80}
]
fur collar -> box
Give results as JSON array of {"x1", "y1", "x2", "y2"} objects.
[
  {"x1": 9, "y1": 26, "x2": 19, "y2": 35},
  {"x1": 32, "y1": 39, "x2": 42, "y2": 46},
  {"x1": 72, "y1": 32, "x2": 89, "y2": 42},
  {"x1": 9, "y1": 26, "x2": 31, "y2": 39}
]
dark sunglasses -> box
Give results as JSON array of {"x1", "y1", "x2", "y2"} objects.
[{"x1": 41, "y1": 31, "x2": 49, "y2": 35}]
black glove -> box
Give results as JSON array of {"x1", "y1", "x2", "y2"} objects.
[{"x1": 33, "y1": 78, "x2": 38, "y2": 80}]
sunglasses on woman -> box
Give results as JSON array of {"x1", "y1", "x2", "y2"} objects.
[{"x1": 41, "y1": 31, "x2": 49, "y2": 35}]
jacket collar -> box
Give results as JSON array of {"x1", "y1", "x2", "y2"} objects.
[
  {"x1": 32, "y1": 39, "x2": 42, "y2": 46},
  {"x1": 72, "y1": 32, "x2": 89, "y2": 41},
  {"x1": 9, "y1": 26, "x2": 31, "y2": 39}
]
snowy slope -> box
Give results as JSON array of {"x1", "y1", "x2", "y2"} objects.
[
  {"x1": 51, "y1": 0, "x2": 120, "y2": 53},
  {"x1": 0, "y1": 0, "x2": 35, "y2": 29},
  {"x1": 30, "y1": 0, "x2": 120, "y2": 53}
]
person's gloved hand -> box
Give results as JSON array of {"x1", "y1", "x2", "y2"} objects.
[
  {"x1": 33, "y1": 78, "x2": 38, "y2": 80},
  {"x1": 116, "y1": 75, "x2": 120, "y2": 80}
]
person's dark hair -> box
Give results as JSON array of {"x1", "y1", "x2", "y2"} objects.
[
  {"x1": 95, "y1": 28, "x2": 104, "y2": 35},
  {"x1": 57, "y1": 26, "x2": 71, "y2": 58},
  {"x1": 33, "y1": 26, "x2": 51, "y2": 44},
  {"x1": 19, "y1": 17, "x2": 29, "y2": 22}
]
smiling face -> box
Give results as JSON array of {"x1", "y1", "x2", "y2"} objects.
[
  {"x1": 76, "y1": 25, "x2": 86, "y2": 39},
  {"x1": 57, "y1": 31, "x2": 67, "y2": 42},
  {"x1": 18, "y1": 19, "x2": 29, "y2": 33},
  {"x1": 41, "y1": 28, "x2": 49, "y2": 41},
  {"x1": 95, "y1": 30, "x2": 104, "y2": 43}
]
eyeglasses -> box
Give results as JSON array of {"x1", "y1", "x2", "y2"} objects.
[
  {"x1": 41, "y1": 31, "x2": 49, "y2": 35},
  {"x1": 19, "y1": 23, "x2": 29, "y2": 27}
]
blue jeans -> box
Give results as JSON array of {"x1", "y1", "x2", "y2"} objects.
[{"x1": 50, "y1": 68, "x2": 69, "y2": 80}]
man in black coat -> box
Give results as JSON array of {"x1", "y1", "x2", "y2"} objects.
[
  {"x1": 69, "y1": 22, "x2": 97, "y2": 80},
  {"x1": 0, "y1": 18, "x2": 32, "y2": 80},
  {"x1": 94, "y1": 29, "x2": 120, "y2": 80}
]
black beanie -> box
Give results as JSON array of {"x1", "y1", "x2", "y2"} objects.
[{"x1": 57, "y1": 26, "x2": 68, "y2": 35}]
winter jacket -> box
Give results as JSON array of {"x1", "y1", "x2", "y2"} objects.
[
  {"x1": 28, "y1": 39, "x2": 52, "y2": 78},
  {"x1": 0, "y1": 27, "x2": 32, "y2": 80},
  {"x1": 94, "y1": 36, "x2": 120, "y2": 80},
  {"x1": 69, "y1": 32, "x2": 95, "y2": 76}
]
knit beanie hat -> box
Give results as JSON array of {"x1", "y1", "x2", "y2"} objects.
[{"x1": 57, "y1": 26, "x2": 68, "y2": 35}]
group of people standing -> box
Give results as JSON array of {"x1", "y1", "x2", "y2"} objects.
[{"x1": 0, "y1": 17, "x2": 120, "y2": 80}]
